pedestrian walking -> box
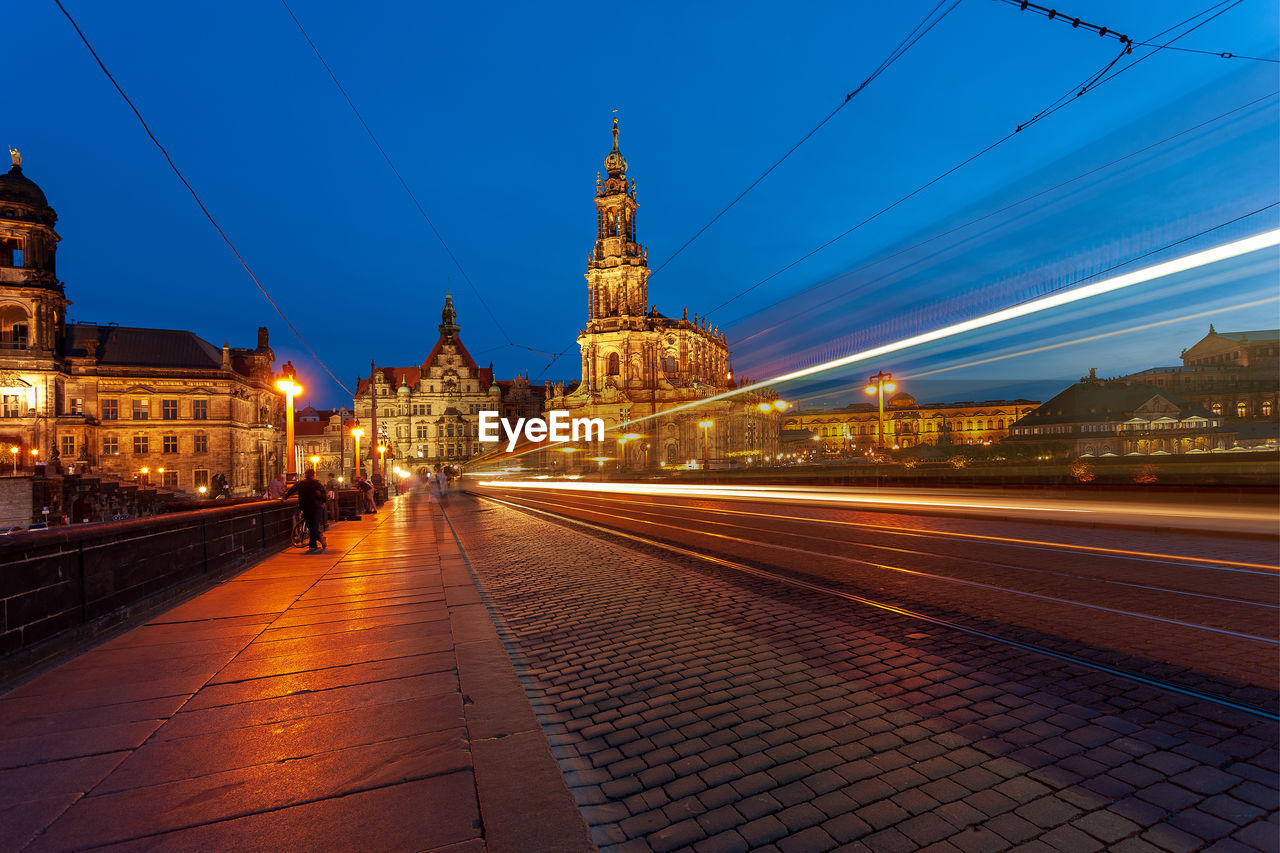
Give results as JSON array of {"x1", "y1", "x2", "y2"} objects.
[
  {"x1": 282, "y1": 468, "x2": 328, "y2": 552},
  {"x1": 435, "y1": 464, "x2": 449, "y2": 496}
]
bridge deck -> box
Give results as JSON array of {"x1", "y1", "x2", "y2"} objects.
[{"x1": 0, "y1": 491, "x2": 588, "y2": 852}]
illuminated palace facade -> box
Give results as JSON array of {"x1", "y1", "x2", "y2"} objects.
[
  {"x1": 785, "y1": 393, "x2": 1040, "y2": 454},
  {"x1": 543, "y1": 120, "x2": 781, "y2": 468},
  {"x1": 353, "y1": 296, "x2": 546, "y2": 472},
  {"x1": 0, "y1": 152, "x2": 285, "y2": 496}
]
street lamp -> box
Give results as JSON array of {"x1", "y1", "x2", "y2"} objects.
[
  {"x1": 9, "y1": 445, "x2": 17, "y2": 475},
  {"x1": 351, "y1": 427, "x2": 364, "y2": 478},
  {"x1": 310, "y1": 455, "x2": 320, "y2": 472},
  {"x1": 377, "y1": 444, "x2": 387, "y2": 480},
  {"x1": 865, "y1": 371, "x2": 896, "y2": 451},
  {"x1": 276, "y1": 361, "x2": 303, "y2": 481},
  {"x1": 774, "y1": 400, "x2": 790, "y2": 412},
  {"x1": 140, "y1": 465, "x2": 149, "y2": 485},
  {"x1": 30, "y1": 447, "x2": 39, "y2": 469},
  {"x1": 699, "y1": 419, "x2": 714, "y2": 470}
]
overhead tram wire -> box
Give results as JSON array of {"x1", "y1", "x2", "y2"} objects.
[
  {"x1": 52, "y1": 0, "x2": 354, "y2": 397},
  {"x1": 728, "y1": 90, "x2": 1280, "y2": 345},
  {"x1": 648, "y1": 0, "x2": 963, "y2": 278},
  {"x1": 278, "y1": 0, "x2": 553, "y2": 361},
  {"x1": 707, "y1": 0, "x2": 1246, "y2": 315},
  {"x1": 532, "y1": 1, "x2": 962, "y2": 378}
]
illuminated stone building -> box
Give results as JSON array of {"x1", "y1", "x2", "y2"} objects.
[
  {"x1": 784, "y1": 394, "x2": 1039, "y2": 454},
  {"x1": 543, "y1": 119, "x2": 781, "y2": 468},
  {"x1": 1122, "y1": 326, "x2": 1277, "y2": 424},
  {"x1": 293, "y1": 404, "x2": 354, "y2": 478},
  {"x1": 1006, "y1": 372, "x2": 1226, "y2": 455},
  {"x1": 353, "y1": 296, "x2": 540, "y2": 472},
  {"x1": 0, "y1": 152, "x2": 284, "y2": 497}
]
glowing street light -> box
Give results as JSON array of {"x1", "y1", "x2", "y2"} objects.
[
  {"x1": 275, "y1": 361, "x2": 303, "y2": 481},
  {"x1": 377, "y1": 444, "x2": 388, "y2": 480},
  {"x1": 865, "y1": 371, "x2": 896, "y2": 451},
  {"x1": 9, "y1": 445, "x2": 17, "y2": 475},
  {"x1": 774, "y1": 400, "x2": 791, "y2": 411},
  {"x1": 350, "y1": 427, "x2": 364, "y2": 480},
  {"x1": 310, "y1": 455, "x2": 320, "y2": 470},
  {"x1": 698, "y1": 419, "x2": 714, "y2": 470},
  {"x1": 140, "y1": 465, "x2": 150, "y2": 485},
  {"x1": 197, "y1": 485, "x2": 208, "y2": 496}
]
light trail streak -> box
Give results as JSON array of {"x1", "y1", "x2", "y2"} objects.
[
  {"x1": 480, "y1": 227, "x2": 1280, "y2": 464},
  {"x1": 874, "y1": 295, "x2": 1279, "y2": 387},
  {"x1": 487, "y1": 488, "x2": 1279, "y2": 572},
  {"x1": 471, "y1": 481, "x2": 1279, "y2": 534},
  {"x1": 488, "y1": 493, "x2": 1277, "y2": 643},
  {"x1": 506, "y1": 491, "x2": 1278, "y2": 609},
  {"x1": 472, "y1": 494, "x2": 1280, "y2": 721}
]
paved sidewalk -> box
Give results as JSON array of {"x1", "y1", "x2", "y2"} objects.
[{"x1": 0, "y1": 491, "x2": 590, "y2": 852}]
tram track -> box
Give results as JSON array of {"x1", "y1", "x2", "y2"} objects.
[{"x1": 470, "y1": 488, "x2": 1279, "y2": 719}]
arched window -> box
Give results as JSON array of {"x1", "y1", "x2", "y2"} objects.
[
  {"x1": 667, "y1": 444, "x2": 678, "y2": 464},
  {"x1": 1211, "y1": 402, "x2": 1222, "y2": 415},
  {"x1": 607, "y1": 353, "x2": 621, "y2": 376},
  {"x1": 0, "y1": 304, "x2": 30, "y2": 350},
  {"x1": 1236, "y1": 402, "x2": 1248, "y2": 418},
  {"x1": 1263, "y1": 401, "x2": 1273, "y2": 417}
]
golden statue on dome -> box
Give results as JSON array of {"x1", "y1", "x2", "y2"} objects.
[{"x1": 8, "y1": 147, "x2": 20, "y2": 168}]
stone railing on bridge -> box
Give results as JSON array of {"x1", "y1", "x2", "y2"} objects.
[{"x1": 0, "y1": 499, "x2": 297, "y2": 682}]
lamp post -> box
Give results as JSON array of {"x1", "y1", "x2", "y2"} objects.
[
  {"x1": 616, "y1": 436, "x2": 627, "y2": 472},
  {"x1": 377, "y1": 445, "x2": 387, "y2": 480},
  {"x1": 351, "y1": 427, "x2": 364, "y2": 478},
  {"x1": 275, "y1": 362, "x2": 303, "y2": 482},
  {"x1": 310, "y1": 455, "x2": 320, "y2": 473},
  {"x1": 864, "y1": 371, "x2": 896, "y2": 451},
  {"x1": 699, "y1": 419, "x2": 714, "y2": 470},
  {"x1": 9, "y1": 445, "x2": 17, "y2": 475},
  {"x1": 140, "y1": 466, "x2": 149, "y2": 485},
  {"x1": 30, "y1": 447, "x2": 38, "y2": 470}
]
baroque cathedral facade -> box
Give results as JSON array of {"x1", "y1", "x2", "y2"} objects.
[{"x1": 544, "y1": 120, "x2": 782, "y2": 468}]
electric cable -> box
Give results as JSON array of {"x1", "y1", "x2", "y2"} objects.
[
  {"x1": 707, "y1": 0, "x2": 1248, "y2": 315},
  {"x1": 648, "y1": 0, "x2": 963, "y2": 277},
  {"x1": 53, "y1": 0, "x2": 354, "y2": 396}
]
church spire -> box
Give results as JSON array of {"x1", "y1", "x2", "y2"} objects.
[{"x1": 439, "y1": 294, "x2": 460, "y2": 338}]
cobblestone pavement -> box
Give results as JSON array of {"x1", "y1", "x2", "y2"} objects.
[{"x1": 447, "y1": 494, "x2": 1279, "y2": 853}]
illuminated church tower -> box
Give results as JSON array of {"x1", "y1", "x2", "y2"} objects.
[
  {"x1": 587, "y1": 118, "x2": 649, "y2": 322},
  {"x1": 542, "y1": 119, "x2": 781, "y2": 469}
]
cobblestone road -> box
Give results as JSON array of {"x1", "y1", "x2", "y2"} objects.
[{"x1": 447, "y1": 494, "x2": 1278, "y2": 852}]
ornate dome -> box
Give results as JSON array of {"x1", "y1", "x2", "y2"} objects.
[
  {"x1": 0, "y1": 163, "x2": 50, "y2": 209},
  {"x1": 604, "y1": 117, "x2": 627, "y2": 177},
  {"x1": 887, "y1": 391, "x2": 917, "y2": 409}
]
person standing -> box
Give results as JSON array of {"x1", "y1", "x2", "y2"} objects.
[
  {"x1": 265, "y1": 474, "x2": 285, "y2": 500},
  {"x1": 325, "y1": 473, "x2": 339, "y2": 525},
  {"x1": 356, "y1": 474, "x2": 376, "y2": 512},
  {"x1": 283, "y1": 468, "x2": 328, "y2": 552}
]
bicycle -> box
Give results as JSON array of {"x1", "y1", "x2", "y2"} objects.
[{"x1": 290, "y1": 509, "x2": 308, "y2": 548}]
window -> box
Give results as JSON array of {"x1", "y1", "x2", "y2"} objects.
[
  {"x1": 1236, "y1": 402, "x2": 1248, "y2": 418},
  {"x1": 446, "y1": 423, "x2": 455, "y2": 437},
  {"x1": 103, "y1": 435, "x2": 119, "y2": 455},
  {"x1": 194, "y1": 433, "x2": 208, "y2": 453},
  {"x1": 412, "y1": 403, "x2": 428, "y2": 416},
  {"x1": 0, "y1": 303, "x2": 29, "y2": 349},
  {"x1": 607, "y1": 353, "x2": 621, "y2": 376},
  {"x1": 162, "y1": 470, "x2": 178, "y2": 488},
  {"x1": 61, "y1": 435, "x2": 76, "y2": 457},
  {"x1": 133, "y1": 435, "x2": 148, "y2": 455},
  {"x1": 1211, "y1": 402, "x2": 1222, "y2": 415},
  {"x1": 68, "y1": 397, "x2": 84, "y2": 416},
  {"x1": 416, "y1": 424, "x2": 429, "y2": 439},
  {"x1": 193, "y1": 399, "x2": 208, "y2": 420},
  {"x1": 163, "y1": 435, "x2": 178, "y2": 453},
  {"x1": 193, "y1": 469, "x2": 210, "y2": 490},
  {"x1": 132, "y1": 399, "x2": 149, "y2": 420},
  {"x1": 101, "y1": 398, "x2": 119, "y2": 420},
  {"x1": 1263, "y1": 401, "x2": 1273, "y2": 418},
  {"x1": 162, "y1": 399, "x2": 178, "y2": 420},
  {"x1": 2, "y1": 394, "x2": 21, "y2": 418}
]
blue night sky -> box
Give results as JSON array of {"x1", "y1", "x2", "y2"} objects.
[{"x1": 10, "y1": 1, "x2": 1279, "y2": 407}]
